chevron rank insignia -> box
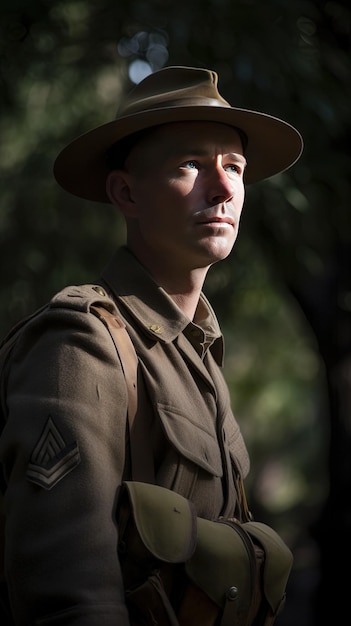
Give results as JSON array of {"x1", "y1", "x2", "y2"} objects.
[{"x1": 26, "y1": 416, "x2": 81, "y2": 490}]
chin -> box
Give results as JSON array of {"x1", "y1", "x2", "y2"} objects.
[{"x1": 208, "y1": 241, "x2": 235, "y2": 261}]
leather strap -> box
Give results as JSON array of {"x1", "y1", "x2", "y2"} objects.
[{"x1": 91, "y1": 305, "x2": 154, "y2": 482}]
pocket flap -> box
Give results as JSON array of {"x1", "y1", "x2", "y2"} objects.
[
  {"x1": 158, "y1": 404, "x2": 223, "y2": 477},
  {"x1": 121, "y1": 481, "x2": 197, "y2": 563},
  {"x1": 185, "y1": 517, "x2": 253, "y2": 610},
  {"x1": 244, "y1": 521, "x2": 293, "y2": 613}
]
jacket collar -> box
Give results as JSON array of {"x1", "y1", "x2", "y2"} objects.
[{"x1": 100, "y1": 246, "x2": 224, "y2": 365}]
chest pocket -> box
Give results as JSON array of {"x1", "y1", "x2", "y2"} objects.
[
  {"x1": 157, "y1": 403, "x2": 223, "y2": 477},
  {"x1": 151, "y1": 403, "x2": 226, "y2": 519}
]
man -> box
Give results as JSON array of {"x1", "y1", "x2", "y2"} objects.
[{"x1": 0, "y1": 66, "x2": 303, "y2": 625}]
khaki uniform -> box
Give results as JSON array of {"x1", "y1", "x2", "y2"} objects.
[{"x1": 0, "y1": 246, "x2": 249, "y2": 625}]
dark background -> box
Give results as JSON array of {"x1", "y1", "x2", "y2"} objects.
[{"x1": 1, "y1": 1, "x2": 350, "y2": 623}]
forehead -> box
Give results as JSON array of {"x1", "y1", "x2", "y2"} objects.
[
  {"x1": 163, "y1": 120, "x2": 241, "y2": 147},
  {"x1": 133, "y1": 121, "x2": 245, "y2": 157}
]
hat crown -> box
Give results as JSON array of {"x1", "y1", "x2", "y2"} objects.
[
  {"x1": 53, "y1": 65, "x2": 303, "y2": 202},
  {"x1": 117, "y1": 66, "x2": 231, "y2": 118}
]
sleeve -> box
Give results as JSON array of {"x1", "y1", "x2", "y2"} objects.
[{"x1": 0, "y1": 297, "x2": 131, "y2": 625}]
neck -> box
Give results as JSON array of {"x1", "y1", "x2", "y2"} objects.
[
  {"x1": 128, "y1": 245, "x2": 209, "y2": 320},
  {"x1": 153, "y1": 268, "x2": 207, "y2": 321},
  {"x1": 167, "y1": 287, "x2": 203, "y2": 321}
]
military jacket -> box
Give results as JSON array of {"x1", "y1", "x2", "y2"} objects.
[{"x1": 0, "y1": 246, "x2": 249, "y2": 625}]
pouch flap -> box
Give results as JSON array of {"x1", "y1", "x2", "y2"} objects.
[
  {"x1": 185, "y1": 517, "x2": 252, "y2": 610},
  {"x1": 243, "y1": 521, "x2": 293, "y2": 614},
  {"x1": 122, "y1": 481, "x2": 197, "y2": 563}
]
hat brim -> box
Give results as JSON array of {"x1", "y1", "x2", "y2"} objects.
[{"x1": 53, "y1": 105, "x2": 303, "y2": 203}]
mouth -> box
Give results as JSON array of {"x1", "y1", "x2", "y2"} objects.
[{"x1": 197, "y1": 216, "x2": 234, "y2": 227}]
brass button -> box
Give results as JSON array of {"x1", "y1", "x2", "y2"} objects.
[
  {"x1": 92, "y1": 286, "x2": 106, "y2": 296},
  {"x1": 150, "y1": 324, "x2": 164, "y2": 334}
]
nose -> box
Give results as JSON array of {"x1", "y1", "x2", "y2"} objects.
[{"x1": 206, "y1": 164, "x2": 234, "y2": 205}]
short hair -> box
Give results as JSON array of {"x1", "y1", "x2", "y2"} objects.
[{"x1": 106, "y1": 127, "x2": 160, "y2": 171}]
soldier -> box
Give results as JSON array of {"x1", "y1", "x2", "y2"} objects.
[{"x1": 0, "y1": 66, "x2": 303, "y2": 625}]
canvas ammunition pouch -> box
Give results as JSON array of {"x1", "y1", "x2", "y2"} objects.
[{"x1": 117, "y1": 481, "x2": 293, "y2": 626}]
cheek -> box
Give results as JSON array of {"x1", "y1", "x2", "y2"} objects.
[
  {"x1": 236, "y1": 185, "x2": 245, "y2": 214},
  {"x1": 145, "y1": 182, "x2": 190, "y2": 219},
  {"x1": 135, "y1": 188, "x2": 178, "y2": 234},
  {"x1": 133, "y1": 175, "x2": 199, "y2": 236}
]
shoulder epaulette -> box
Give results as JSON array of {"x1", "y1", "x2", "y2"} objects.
[{"x1": 49, "y1": 284, "x2": 117, "y2": 315}]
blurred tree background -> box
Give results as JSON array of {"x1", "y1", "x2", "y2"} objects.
[{"x1": 0, "y1": 0, "x2": 350, "y2": 623}]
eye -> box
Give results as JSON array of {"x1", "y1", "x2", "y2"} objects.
[
  {"x1": 224, "y1": 163, "x2": 241, "y2": 174},
  {"x1": 182, "y1": 160, "x2": 199, "y2": 170}
]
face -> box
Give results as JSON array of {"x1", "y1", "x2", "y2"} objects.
[{"x1": 111, "y1": 121, "x2": 246, "y2": 274}]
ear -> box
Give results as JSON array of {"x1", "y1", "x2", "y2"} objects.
[{"x1": 106, "y1": 170, "x2": 137, "y2": 217}]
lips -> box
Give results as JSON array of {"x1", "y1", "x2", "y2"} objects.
[{"x1": 198, "y1": 216, "x2": 234, "y2": 226}]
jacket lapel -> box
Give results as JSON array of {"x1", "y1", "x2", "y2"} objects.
[{"x1": 175, "y1": 332, "x2": 218, "y2": 399}]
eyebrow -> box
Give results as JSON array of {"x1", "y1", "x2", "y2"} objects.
[
  {"x1": 177, "y1": 148, "x2": 247, "y2": 165},
  {"x1": 226, "y1": 153, "x2": 247, "y2": 167}
]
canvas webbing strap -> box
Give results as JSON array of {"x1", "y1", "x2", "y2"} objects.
[{"x1": 91, "y1": 305, "x2": 154, "y2": 483}]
